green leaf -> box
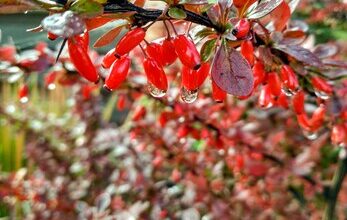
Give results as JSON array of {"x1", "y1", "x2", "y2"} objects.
[
  {"x1": 191, "y1": 140, "x2": 205, "y2": 151},
  {"x1": 200, "y1": 38, "x2": 217, "y2": 62},
  {"x1": 168, "y1": 7, "x2": 187, "y2": 19},
  {"x1": 70, "y1": 0, "x2": 104, "y2": 17}
]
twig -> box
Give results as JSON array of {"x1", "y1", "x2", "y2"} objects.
[{"x1": 323, "y1": 155, "x2": 347, "y2": 220}]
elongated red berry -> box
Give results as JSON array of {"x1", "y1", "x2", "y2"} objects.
[
  {"x1": 182, "y1": 63, "x2": 210, "y2": 90},
  {"x1": 68, "y1": 37, "x2": 99, "y2": 83},
  {"x1": 143, "y1": 57, "x2": 168, "y2": 91},
  {"x1": 258, "y1": 84, "x2": 273, "y2": 108},
  {"x1": 173, "y1": 35, "x2": 201, "y2": 70},
  {"x1": 102, "y1": 48, "x2": 117, "y2": 69},
  {"x1": 297, "y1": 113, "x2": 311, "y2": 131},
  {"x1": 331, "y1": 124, "x2": 346, "y2": 146},
  {"x1": 74, "y1": 31, "x2": 89, "y2": 51},
  {"x1": 311, "y1": 76, "x2": 333, "y2": 94},
  {"x1": 115, "y1": 27, "x2": 146, "y2": 57},
  {"x1": 267, "y1": 72, "x2": 282, "y2": 97},
  {"x1": 18, "y1": 84, "x2": 29, "y2": 103},
  {"x1": 132, "y1": 106, "x2": 146, "y2": 121},
  {"x1": 310, "y1": 105, "x2": 326, "y2": 130},
  {"x1": 280, "y1": 65, "x2": 299, "y2": 91},
  {"x1": 117, "y1": 94, "x2": 126, "y2": 111},
  {"x1": 104, "y1": 56, "x2": 131, "y2": 91},
  {"x1": 196, "y1": 63, "x2": 210, "y2": 87},
  {"x1": 45, "y1": 71, "x2": 57, "y2": 89},
  {"x1": 276, "y1": 92, "x2": 288, "y2": 108},
  {"x1": 292, "y1": 90, "x2": 305, "y2": 115},
  {"x1": 240, "y1": 40, "x2": 254, "y2": 65},
  {"x1": 212, "y1": 80, "x2": 226, "y2": 102},
  {"x1": 145, "y1": 43, "x2": 164, "y2": 66},
  {"x1": 161, "y1": 38, "x2": 177, "y2": 65},
  {"x1": 232, "y1": 19, "x2": 250, "y2": 39},
  {"x1": 252, "y1": 61, "x2": 266, "y2": 88}
]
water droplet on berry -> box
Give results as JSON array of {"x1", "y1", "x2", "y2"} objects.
[
  {"x1": 303, "y1": 130, "x2": 318, "y2": 140},
  {"x1": 48, "y1": 83, "x2": 56, "y2": 90},
  {"x1": 181, "y1": 87, "x2": 198, "y2": 103},
  {"x1": 281, "y1": 87, "x2": 296, "y2": 97},
  {"x1": 314, "y1": 90, "x2": 330, "y2": 100},
  {"x1": 20, "y1": 96, "x2": 29, "y2": 103},
  {"x1": 148, "y1": 83, "x2": 166, "y2": 98}
]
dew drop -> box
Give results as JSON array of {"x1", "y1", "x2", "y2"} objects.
[
  {"x1": 303, "y1": 130, "x2": 318, "y2": 140},
  {"x1": 48, "y1": 83, "x2": 56, "y2": 90},
  {"x1": 314, "y1": 90, "x2": 330, "y2": 100},
  {"x1": 148, "y1": 83, "x2": 166, "y2": 98},
  {"x1": 281, "y1": 87, "x2": 296, "y2": 97},
  {"x1": 180, "y1": 87, "x2": 198, "y2": 103},
  {"x1": 20, "y1": 96, "x2": 29, "y2": 103}
]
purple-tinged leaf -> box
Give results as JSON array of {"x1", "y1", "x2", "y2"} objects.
[
  {"x1": 247, "y1": 0, "x2": 283, "y2": 19},
  {"x1": 313, "y1": 44, "x2": 339, "y2": 59},
  {"x1": 323, "y1": 60, "x2": 347, "y2": 69},
  {"x1": 275, "y1": 44, "x2": 323, "y2": 68},
  {"x1": 211, "y1": 43, "x2": 254, "y2": 96}
]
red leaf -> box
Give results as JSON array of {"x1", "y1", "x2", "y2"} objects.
[
  {"x1": 93, "y1": 26, "x2": 123, "y2": 48},
  {"x1": 270, "y1": 1, "x2": 291, "y2": 31},
  {"x1": 211, "y1": 43, "x2": 254, "y2": 96}
]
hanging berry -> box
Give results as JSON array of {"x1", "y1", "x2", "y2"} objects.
[
  {"x1": 292, "y1": 90, "x2": 305, "y2": 115},
  {"x1": 47, "y1": 32, "x2": 58, "y2": 41},
  {"x1": 104, "y1": 56, "x2": 131, "y2": 91},
  {"x1": 240, "y1": 40, "x2": 254, "y2": 65},
  {"x1": 145, "y1": 43, "x2": 164, "y2": 66},
  {"x1": 173, "y1": 35, "x2": 201, "y2": 70},
  {"x1": 258, "y1": 84, "x2": 273, "y2": 108},
  {"x1": 67, "y1": 37, "x2": 99, "y2": 83},
  {"x1": 311, "y1": 76, "x2": 333, "y2": 95},
  {"x1": 161, "y1": 38, "x2": 177, "y2": 66},
  {"x1": 143, "y1": 57, "x2": 168, "y2": 91},
  {"x1": 102, "y1": 48, "x2": 117, "y2": 69},
  {"x1": 212, "y1": 80, "x2": 226, "y2": 102},
  {"x1": 267, "y1": 72, "x2": 282, "y2": 97},
  {"x1": 280, "y1": 65, "x2": 299, "y2": 93},
  {"x1": 232, "y1": 19, "x2": 250, "y2": 39},
  {"x1": 252, "y1": 61, "x2": 266, "y2": 88},
  {"x1": 181, "y1": 62, "x2": 210, "y2": 90},
  {"x1": 115, "y1": 27, "x2": 146, "y2": 57},
  {"x1": 18, "y1": 84, "x2": 29, "y2": 103}
]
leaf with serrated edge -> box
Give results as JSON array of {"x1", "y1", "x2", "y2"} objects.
[
  {"x1": 247, "y1": 0, "x2": 283, "y2": 19},
  {"x1": 211, "y1": 43, "x2": 254, "y2": 96}
]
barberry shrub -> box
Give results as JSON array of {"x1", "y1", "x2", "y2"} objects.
[{"x1": 1, "y1": 0, "x2": 347, "y2": 219}]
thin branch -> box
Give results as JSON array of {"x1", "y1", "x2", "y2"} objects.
[
  {"x1": 103, "y1": 1, "x2": 222, "y2": 32},
  {"x1": 323, "y1": 155, "x2": 347, "y2": 220}
]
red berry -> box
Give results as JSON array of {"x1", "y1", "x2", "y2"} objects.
[
  {"x1": 161, "y1": 38, "x2": 177, "y2": 65},
  {"x1": 212, "y1": 80, "x2": 226, "y2": 102},
  {"x1": 233, "y1": 19, "x2": 250, "y2": 39},
  {"x1": 276, "y1": 92, "x2": 289, "y2": 108},
  {"x1": 311, "y1": 76, "x2": 333, "y2": 94},
  {"x1": 143, "y1": 57, "x2": 168, "y2": 91},
  {"x1": 44, "y1": 71, "x2": 57, "y2": 89},
  {"x1": 115, "y1": 27, "x2": 146, "y2": 57},
  {"x1": 310, "y1": 105, "x2": 326, "y2": 130},
  {"x1": 132, "y1": 106, "x2": 146, "y2": 121},
  {"x1": 331, "y1": 124, "x2": 346, "y2": 146},
  {"x1": 252, "y1": 61, "x2": 266, "y2": 88},
  {"x1": 240, "y1": 40, "x2": 254, "y2": 65},
  {"x1": 117, "y1": 94, "x2": 126, "y2": 111},
  {"x1": 145, "y1": 43, "x2": 164, "y2": 66},
  {"x1": 267, "y1": 72, "x2": 282, "y2": 97},
  {"x1": 173, "y1": 35, "x2": 201, "y2": 70},
  {"x1": 297, "y1": 113, "x2": 311, "y2": 131},
  {"x1": 280, "y1": 65, "x2": 299, "y2": 91},
  {"x1": 292, "y1": 90, "x2": 305, "y2": 115},
  {"x1": 102, "y1": 48, "x2": 117, "y2": 69},
  {"x1": 182, "y1": 63, "x2": 210, "y2": 90},
  {"x1": 74, "y1": 31, "x2": 89, "y2": 51},
  {"x1": 104, "y1": 56, "x2": 131, "y2": 91},
  {"x1": 258, "y1": 84, "x2": 273, "y2": 108},
  {"x1": 67, "y1": 37, "x2": 99, "y2": 83},
  {"x1": 18, "y1": 84, "x2": 29, "y2": 103}
]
